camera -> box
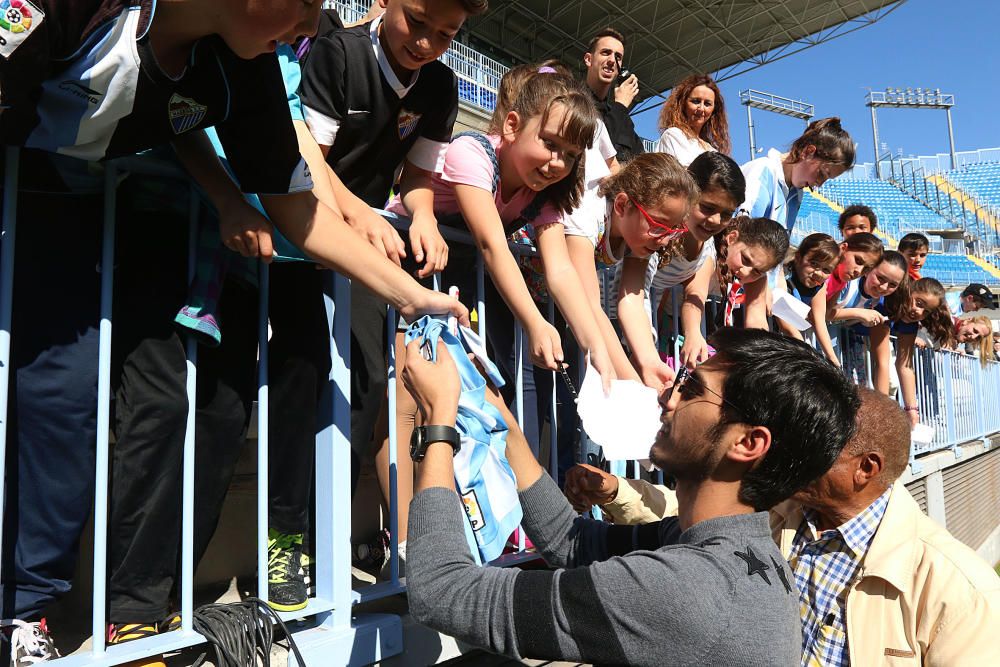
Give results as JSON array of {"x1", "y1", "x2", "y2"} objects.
[{"x1": 615, "y1": 54, "x2": 631, "y2": 83}]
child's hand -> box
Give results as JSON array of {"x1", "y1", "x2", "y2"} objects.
[
  {"x1": 639, "y1": 359, "x2": 675, "y2": 394},
  {"x1": 399, "y1": 288, "x2": 470, "y2": 328},
  {"x1": 907, "y1": 409, "x2": 920, "y2": 428},
  {"x1": 528, "y1": 320, "x2": 564, "y2": 371},
  {"x1": 679, "y1": 333, "x2": 710, "y2": 369},
  {"x1": 589, "y1": 345, "x2": 617, "y2": 395},
  {"x1": 409, "y1": 213, "x2": 449, "y2": 278},
  {"x1": 347, "y1": 206, "x2": 406, "y2": 266},
  {"x1": 218, "y1": 198, "x2": 275, "y2": 263},
  {"x1": 858, "y1": 309, "x2": 887, "y2": 327},
  {"x1": 564, "y1": 463, "x2": 619, "y2": 513}
]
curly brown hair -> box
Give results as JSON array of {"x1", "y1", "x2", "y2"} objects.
[
  {"x1": 656, "y1": 74, "x2": 731, "y2": 155},
  {"x1": 598, "y1": 153, "x2": 699, "y2": 266}
]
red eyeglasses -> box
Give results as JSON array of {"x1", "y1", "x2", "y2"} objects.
[{"x1": 629, "y1": 196, "x2": 686, "y2": 239}]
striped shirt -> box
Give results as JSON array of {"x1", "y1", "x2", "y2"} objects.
[{"x1": 789, "y1": 488, "x2": 891, "y2": 667}]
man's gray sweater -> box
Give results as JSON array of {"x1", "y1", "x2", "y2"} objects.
[{"x1": 407, "y1": 474, "x2": 800, "y2": 666}]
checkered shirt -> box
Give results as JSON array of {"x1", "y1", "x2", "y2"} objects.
[{"x1": 789, "y1": 487, "x2": 891, "y2": 667}]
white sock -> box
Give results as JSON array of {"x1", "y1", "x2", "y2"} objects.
[{"x1": 397, "y1": 540, "x2": 407, "y2": 561}]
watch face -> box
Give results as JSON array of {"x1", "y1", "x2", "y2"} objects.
[{"x1": 410, "y1": 426, "x2": 424, "y2": 461}]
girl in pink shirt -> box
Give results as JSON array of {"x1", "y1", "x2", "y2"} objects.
[{"x1": 388, "y1": 70, "x2": 618, "y2": 386}]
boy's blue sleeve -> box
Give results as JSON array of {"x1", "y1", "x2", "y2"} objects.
[{"x1": 277, "y1": 44, "x2": 304, "y2": 122}]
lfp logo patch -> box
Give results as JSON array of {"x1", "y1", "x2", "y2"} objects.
[
  {"x1": 397, "y1": 109, "x2": 421, "y2": 140},
  {"x1": 168, "y1": 93, "x2": 207, "y2": 134},
  {"x1": 0, "y1": 0, "x2": 44, "y2": 59}
]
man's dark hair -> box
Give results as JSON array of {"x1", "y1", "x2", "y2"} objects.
[
  {"x1": 898, "y1": 232, "x2": 929, "y2": 252},
  {"x1": 707, "y1": 328, "x2": 861, "y2": 510},
  {"x1": 587, "y1": 28, "x2": 625, "y2": 54},
  {"x1": 838, "y1": 204, "x2": 878, "y2": 231}
]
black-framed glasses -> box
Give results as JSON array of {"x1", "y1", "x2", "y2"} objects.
[{"x1": 666, "y1": 366, "x2": 744, "y2": 417}]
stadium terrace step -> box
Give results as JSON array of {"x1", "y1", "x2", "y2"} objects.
[
  {"x1": 967, "y1": 254, "x2": 1000, "y2": 282},
  {"x1": 928, "y1": 173, "x2": 1000, "y2": 236}
]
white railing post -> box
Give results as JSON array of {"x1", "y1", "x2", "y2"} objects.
[{"x1": 91, "y1": 162, "x2": 117, "y2": 656}]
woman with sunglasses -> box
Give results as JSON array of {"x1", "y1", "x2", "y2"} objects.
[{"x1": 616, "y1": 152, "x2": 746, "y2": 390}]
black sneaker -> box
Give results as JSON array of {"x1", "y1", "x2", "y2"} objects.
[
  {"x1": 267, "y1": 528, "x2": 308, "y2": 612},
  {"x1": 5, "y1": 619, "x2": 60, "y2": 666}
]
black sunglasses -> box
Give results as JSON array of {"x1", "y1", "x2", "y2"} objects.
[{"x1": 666, "y1": 366, "x2": 744, "y2": 417}]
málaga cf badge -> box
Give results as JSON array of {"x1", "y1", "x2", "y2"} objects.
[
  {"x1": 397, "y1": 109, "x2": 421, "y2": 140},
  {"x1": 168, "y1": 93, "x2": 207, "y2": 135}
]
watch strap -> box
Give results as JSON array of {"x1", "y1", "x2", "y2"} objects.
[{"x1": 421, "y1": 425, "x2": 461, "y2": 452}]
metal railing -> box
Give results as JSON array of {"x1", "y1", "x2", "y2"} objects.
[{"x1": 3, "y1": 147, "x2": 999, "y2": 664}]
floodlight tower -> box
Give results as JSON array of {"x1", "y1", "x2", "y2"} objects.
[
  {"x1": 739, "y1": 89, "x2": 815, "y2": 162},
  {"x1": 866, "y1": 87, "x2": 956, "y2": 178}
]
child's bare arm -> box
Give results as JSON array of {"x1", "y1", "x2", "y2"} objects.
[
  {"x1": 453, "y1": 183, "x2": 562, "y2": 370},
  {"x1": 810, "y1": 286, "x2": 841, "y2": 366}
]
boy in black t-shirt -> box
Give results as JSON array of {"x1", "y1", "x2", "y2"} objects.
[
  {"x1": 298, "y1": 0, "x2": 487, "y2": 564},
  {"x1": 0, "y1": 1, "x2": 466, "y2": 661}
]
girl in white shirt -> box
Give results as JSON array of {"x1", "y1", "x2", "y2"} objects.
[{"x1": 654, "y1": 74, "x2": 732, "y2": 166}]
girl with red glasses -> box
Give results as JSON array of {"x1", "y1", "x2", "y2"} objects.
[{"x1": 615, "y1": 152, "x2": 746, "y2": 391}]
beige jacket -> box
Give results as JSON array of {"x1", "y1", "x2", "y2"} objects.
[{"x1": 604, "y1": 479, "x2": 1000, "y2": 665}]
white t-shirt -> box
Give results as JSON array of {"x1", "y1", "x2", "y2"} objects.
[
  {"x1": 586, "y1": 120, "x2": 617, "y2": 188},
  {"x1": 655, "y1": 127, "x2": 715, "y2": 167}
]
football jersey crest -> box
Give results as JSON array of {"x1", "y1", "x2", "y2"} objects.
[
  {"x1": 0, "y1": 0, "x2": 43, "y2": 59},
  {"x1": 168, "y1": 93, "x2": 207, "y2": 134},
  {"x1": 397, "y1": 109, "x2": 421, "y2": 140}
]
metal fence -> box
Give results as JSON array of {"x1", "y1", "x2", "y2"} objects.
[{"x1": 3, "y1": 147, "x2": 999, "y2": 665}]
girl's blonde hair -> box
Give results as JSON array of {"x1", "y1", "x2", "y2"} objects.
[
  {"x1": 788, "y1": 117, "x2": 856, "y2": 169},
  {"x1": 490, "y1": 67, "x2": 598, "y2": 215},
  {"x1": 959, "y1": 315, "x2": 994, "y2": 367},
  {"x1": 656, "y1": 74, "x2": 731, "y2": 155},
  {"x1": 598, "y1": 153, "x2": 699, "y2": 267}
]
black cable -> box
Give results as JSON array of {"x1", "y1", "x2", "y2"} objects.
[{"x1": 189, "y1": 597, "x2": 307, "y2": 667}]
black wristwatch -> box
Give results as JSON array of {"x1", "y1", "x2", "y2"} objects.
[{"x1": 409, "y1": 425, "x2": 461, "y2": 462}]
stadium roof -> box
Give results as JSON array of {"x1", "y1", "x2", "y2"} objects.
[{"x1": 464, "y1": 0, "x2": 908, "y2": 114}]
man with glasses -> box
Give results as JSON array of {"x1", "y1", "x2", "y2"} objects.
[
  {"x1": 570, "y1": 389, "x2": 1000, "y2": 666},
  {"x1": 401, "y1": 327, "x2": 859, "y2": 665}
]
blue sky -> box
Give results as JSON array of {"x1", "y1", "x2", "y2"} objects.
[{"x1": 629, "y1": 0, "x2": 1000, "y2": 166}]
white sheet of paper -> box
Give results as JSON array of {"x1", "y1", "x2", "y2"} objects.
[
  {"x1": 577, "y1": 362, "x2": 662, "y2": 461},
  {"x1": 772, "y1": 289, "x2": 813, "y2": 331},
  {"x1": 911, "y1": 423, "x2": 935, "y2": 446}
]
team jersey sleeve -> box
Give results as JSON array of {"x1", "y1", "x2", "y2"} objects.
[
  {"x1": 298, "y1": 33, "x2": 348, "y2": 146},
  {"x1": 213, "y1": 50, "x2": 312, "y2": 195},
  {"x1": 407, "y1": 66, "x2": 458, "y2": 172},
  {"x1": 739, "y1": 156, "x2": 772, "y2": 218}
]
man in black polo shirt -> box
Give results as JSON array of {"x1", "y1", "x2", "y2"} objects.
[
  {"x1": 582, "y1": 27, "x2": 645, "y2": 163},
  {"x1": 299, "y1": 0, "x2": 488, "y2": 514}
]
